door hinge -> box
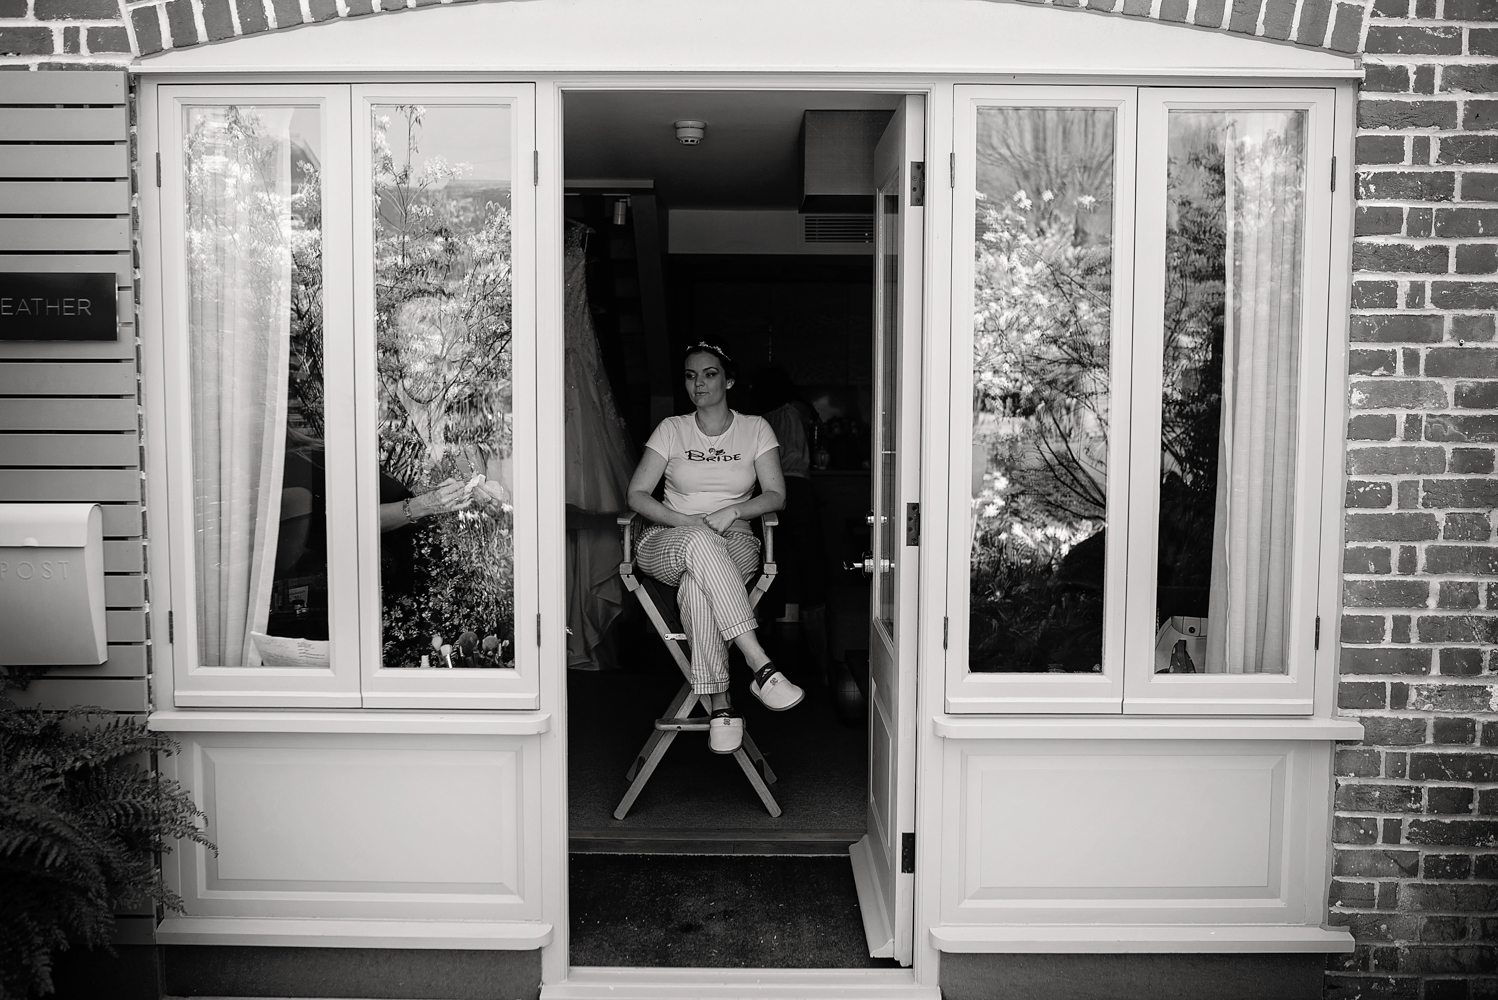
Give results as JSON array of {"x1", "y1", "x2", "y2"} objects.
[
  {"x1": 905, "y1": 502, "x2": 920, "y2": 546},
  {"x1": 167, "y1": 610, "x2": 173, "y2": 644},
  {"x1": 533, "y1": 150, "x2": 539, "y2": 187},
  {"x1": 909, "y1": 161, "x2": 925, "y2": 207},
  {"x1": 949, "y1": 151, "x2": 956, "y2": 188},
  {"x1": 943, "y1": 616, "x2": 949, "y2": 650},
  {"x1": 536, "y1": 612, "x2": 542, "y2": 646},
  {"x1": 1330, "y1": 156, "x2": 1336, "y2": 192},
  {"x1": 1314, "y1": 616, "x2": 1321, "y2": 650},
  {"x1": 901, "y1": 832, "x2": 916, "y2": 874},
  {"x1": 155, "y1": 152, "x2": 161, "y2": 188}
]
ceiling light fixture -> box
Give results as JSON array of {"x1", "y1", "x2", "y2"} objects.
[{"x1": 674, "y1": 120, "x2": 706, "y2": 146}]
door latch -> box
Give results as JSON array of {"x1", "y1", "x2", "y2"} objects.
[
  {"x1": 905, "y1": 502, "x2": 920, "y2": 546},
  {"x1": 901, "y1": 832, "x2": 916, "y2": 873},
  {"x1": 909, "y1": 161, "x2": 925, "y2": 207}
]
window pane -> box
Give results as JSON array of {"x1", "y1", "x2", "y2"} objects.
[
  {"x1": 372, "y1": 104, "x2": 516, "y2": 670},
  {"x1": 1155, "y1": 110, "x2": 1305, "y2": 676},
  {"x1": 185, "y1": 106, "x2": 329, "y2": 667},
  {"x1": 969, "y1": 107, "x2": 1114, "y2": 674}
]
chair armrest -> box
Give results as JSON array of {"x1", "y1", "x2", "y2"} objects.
[
  {"x1": 617, "y1": 513, "x2": 638, "y2": 566},
  {"x1": 760, "y1": 512, "x2": 777, "y2": 566}
]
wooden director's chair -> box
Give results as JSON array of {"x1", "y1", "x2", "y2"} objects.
[{"x1": 613, "y1": 513, "x2": 782, "y2": 820}]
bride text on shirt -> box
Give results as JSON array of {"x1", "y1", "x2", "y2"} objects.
[{"x1": 686, "y1": 448, "x2": 742, "y2": 463}]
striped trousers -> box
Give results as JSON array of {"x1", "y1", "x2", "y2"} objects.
[{"x1": 636, "y1": 524, "x2": 761, "y2": 694}]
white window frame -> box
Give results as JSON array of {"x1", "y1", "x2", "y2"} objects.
[
  {"x1": 352, "y1": 83, "x2": 540, "y2": 710},
  {"x1": 946, "y1": 85, "x2": 1336, "y2": 716},
  {"x1": 945, "y1": 85, "x2": 1138, "y2": 715},
  {"x1": 150, "y1": 83, "x2": 540, "y2": 710},
  {"x1": 1122, "y1": 87, "x2": 1336, "y2": 716},
  {"x1": 156, "y1": 85, "x2": 362, "y2": 708}
]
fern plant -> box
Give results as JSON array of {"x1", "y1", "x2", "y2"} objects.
[{"x1": 0, "y1": 693, "x2": 211, "y2": 998}]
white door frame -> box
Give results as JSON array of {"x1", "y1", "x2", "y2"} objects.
[{"x1": 537, "y1": 75, "x2": 944, "y2": 990}]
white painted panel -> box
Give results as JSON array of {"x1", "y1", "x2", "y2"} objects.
[
  {"x1": 0, "y1": 181, "x2": 131, "y2": 215},
  {"x1": 8, "y1": 676, "x2": 147, "y2": 712},
  {"x1": 0, "y1": 398, "x2": 139, "y2": 431},
  {"x1": 939, "y1": 739, "x2": 1318, "y2": 930},
  {"x1": 964, "y1": 754, "x2": 1280, "y2": 894},
  {"x1": 0, "y1": 361, "x2": 136, "y2": 395},
  {"x1": 166, "y1": 732, "x2": 544, "y2": 923},
  {"x1": 205, "y1": 744, "x2": 521, "y2": 892},
  {"x1": 0, "y1": 107, "x2": 129, "y2": 142},
  {"x1": 0, "y1": 71, "x2": 126, "y2": 105},
  {"x1": 0, "y1": 217, "x2": 131, "y2": 252},
  {"x1": 0, "y1": 146, "x2": 129, "y2": 180},
  {"x1": 104, "y1": 574, "x2": 145, "y2": 607}
]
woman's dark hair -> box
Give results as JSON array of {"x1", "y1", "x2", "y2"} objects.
[{"x1": 683, "y1": 341, "x2": 737, "y2": 381}]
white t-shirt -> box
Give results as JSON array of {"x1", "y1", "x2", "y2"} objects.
[{"x1": 644, "y1": 411, "x2": 780, "y2": 517}]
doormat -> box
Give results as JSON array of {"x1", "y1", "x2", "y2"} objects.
[{"x1": 569, "y1": 854, "x2": 901, "y2": 969}]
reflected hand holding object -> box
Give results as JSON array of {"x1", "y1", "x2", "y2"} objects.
[
  {"x1": 471, "y1": 477, "x2": 510, "y2": 512},
  {"x1": 416, "y1": 477, "x2": 473, "y2": 517},
  {"x1": 378, "y1": 477, "x2": 471, "y2": 532}
]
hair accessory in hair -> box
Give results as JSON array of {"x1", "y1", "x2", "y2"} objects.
[{"x1": 688, "y1": 340, "x2": 732, "y2": 363}]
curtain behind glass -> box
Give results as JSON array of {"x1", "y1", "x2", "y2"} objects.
[
  {"x1": 1206, "y1": 113, "x2": 1304, "y2": 674},
  {"x1": 186, "y1": 107, "x2": 295, "y2": 666},
  {"x1": 1158, "y1": 110, "x2": 1304, "y2": 676}
]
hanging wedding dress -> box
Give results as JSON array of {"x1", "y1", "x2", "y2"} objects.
[{"x1": 565, "y1": 225, "x2": 637, "y2": 669}]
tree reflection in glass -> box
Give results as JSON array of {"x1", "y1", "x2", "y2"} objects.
[
  {"x1": 969, "y1": 107, "x2": 1114, "y2": 674},
  {"x1": 372, "y1": 104, "x2": 516, "y2": 670}
]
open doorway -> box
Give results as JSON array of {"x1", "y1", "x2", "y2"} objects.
[{"x1": 561, "y1": 89, "x2": 907, "y2": 969}]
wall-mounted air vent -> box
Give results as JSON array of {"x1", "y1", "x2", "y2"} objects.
[{"x1": 804, "y1": 214, "x2": 874, "y2": 244}]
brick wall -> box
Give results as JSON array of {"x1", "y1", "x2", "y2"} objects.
[
  {"x1": 1332, "y1": 0, "x2": 1498, "y2": 997},
  {"x1": 0, "y1": 0, "x2": 129, "y2": 63}
]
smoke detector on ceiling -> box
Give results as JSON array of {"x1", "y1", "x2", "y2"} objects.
[{"x1": 674, "y1": 120, "x2": 706, "y2": 145}]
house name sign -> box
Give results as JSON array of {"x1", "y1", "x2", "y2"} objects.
[{"x1": 0, "y1": 273, "x2": 117, "y2": 341}]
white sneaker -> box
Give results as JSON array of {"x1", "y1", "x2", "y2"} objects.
[
  {"x1": 709, "y1": 710, "x2": 743, "y2": 754},
  {"x1": 750, "y1": 664, "x2": 804, "y2": 712}
]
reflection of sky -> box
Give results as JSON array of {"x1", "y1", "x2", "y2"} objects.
[
  {"x1": 291, "y1": 106, "x2": 321, "y2": 169},
  {"x1": 976, "y1": 107, "x2": 1114, "y2": 247},
  {"x1": 377, "y1": 104, "x2": 513, "y2": 185}
]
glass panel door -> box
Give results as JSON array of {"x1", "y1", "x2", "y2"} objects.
[
  {"x1": 855, "y1": 96, "x2": 924, "y2": 966},
  {"x1": 353, "y1": 85, "x2": 539, "y2": 709},
  {"x1": 161, "y1": 86, "x2": 360, "y2": 707},
  {"x1": 947, "y1": 86, "x2": 1136, "y2": 713},
  {"x1": 1124, "y1": 89, "x2": 1334, "y2": 714}
]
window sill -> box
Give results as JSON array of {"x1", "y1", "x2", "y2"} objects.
[
  {"x1": 929, "y1": 924, "x2": 1355, "y2": 953},
  {"x1": 147, "y1": 708, "x2": 552, "y2": 735},
  {"x1": 932, "y1": 715, "x2": 1364, "y2": 741},
  {"x1": 155, "y1": 916, "x2": 552, "y2": 950}
]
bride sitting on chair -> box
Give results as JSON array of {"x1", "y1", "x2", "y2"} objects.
[{"x1": 626, "y1": 341, "x2": 806, "y2": 755}]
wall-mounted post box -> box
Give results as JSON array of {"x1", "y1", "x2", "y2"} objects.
[{"x1": 0, "y1": 504, "x2": 107, "y2": 666}]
